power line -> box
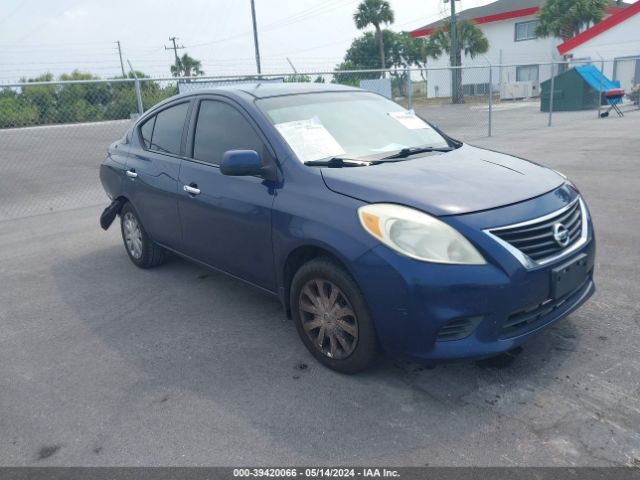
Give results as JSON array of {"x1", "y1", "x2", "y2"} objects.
[
  {"x1": 5, "y1": 0, "x2": 86, "y2": 47},
  {"x1": 0, "y1": 0, "x2": 29, "y2": 28},
  {"x1": 182, "y1": 0, "x2": 357, "y2": 50},
  {"x1": 0, "y1": 1, "x2": 449, "y2": 81},
  {"x1": 260, "y1": 0, "x2": 357, "y2": 30}
]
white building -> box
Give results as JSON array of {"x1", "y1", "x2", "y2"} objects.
[
  {"x1": 557, "y1": 1, "x2": 640, "y2": 92},
  {"x1": 409, "y1": 0, "x2": 631, "y2": 98}
]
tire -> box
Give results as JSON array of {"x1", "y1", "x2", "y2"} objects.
[
  {"x1": 290, "y1": 256, "x2": 379, "y2": 374},
  {"x1": 119, "y1": 202, "x2": 166, "y2": 269}
]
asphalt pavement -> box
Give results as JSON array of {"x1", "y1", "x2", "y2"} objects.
[{"x1": 0, "y1": 107, "x2": 639, "y2": 466}]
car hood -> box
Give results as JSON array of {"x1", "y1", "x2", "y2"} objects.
[{"x1": 320, "y1": 144, "x2": 564, "y2": 216}]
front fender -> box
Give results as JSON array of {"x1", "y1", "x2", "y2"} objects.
[{"x1": 271, "y1": 182, "x2": 378, "y2": 302}]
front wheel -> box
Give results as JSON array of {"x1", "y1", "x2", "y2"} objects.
[
  {"x1": 290, "y1": 257, "x2": 379, "y2": 374},
  {"x1": 120, "y1": 203, "x2": 166, "y2": 269}
]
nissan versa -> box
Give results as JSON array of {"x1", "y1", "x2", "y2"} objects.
[{"x1": 99, "y1": 83, "x2": 595, "y2": 373}]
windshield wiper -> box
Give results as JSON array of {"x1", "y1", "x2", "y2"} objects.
[
  {"x1": 304, "y1": 157, "x2": 372, "y2": 168},
  {"x1": 303, "y1": 147, "x2": 454, "y2": 167},
  {"x1": 378, "y1": 146, "x2": 454, "y2": 161}
]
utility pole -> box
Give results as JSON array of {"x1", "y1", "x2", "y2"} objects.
[
  {"x1": 165, "y1": 36, "x2": 185, "y2": 66},
  {"x1": 445, "y1": 0, "x2": 461, "y2": 103},
  {"x1": 250, "y1": 0, "x2": 262, "y2": 74},
  {"x1": 115, "y1": 40, "x2": 126, "y2": 77},
  {"x1": 286, "y1": 57, "x2": 297, "y2": 75},
  {"x1": 127, "y1": 60, "x2": 144, "y2": 116}
]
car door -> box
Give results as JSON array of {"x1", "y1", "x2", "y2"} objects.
[
  {"x1": 177, "y1": 96, "x2": 278, "y2": 292},
  {"x1": 126, "y1": 100, "x2": 191, "y2": 249}
]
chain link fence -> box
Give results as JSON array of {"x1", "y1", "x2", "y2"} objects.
[{"x1": 1, "y1": 59, "x2": 638, "y2": 221}]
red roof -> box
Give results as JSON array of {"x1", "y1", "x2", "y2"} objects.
[
  {"x1": 410, "y1": 7, "x2": 539, "y2": 38},
  {"x1": 557, "y1": 1, "x2": 640, "y2": 55},
  {"x1": 409, "y1": 2, "x2": 627, "y2": 39}
]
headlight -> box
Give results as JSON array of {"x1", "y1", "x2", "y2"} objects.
[{"x1": 358, "y1": 204, "x2": 486, "y2": 265}]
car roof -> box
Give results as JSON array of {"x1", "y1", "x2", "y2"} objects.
[{"x1": 182, "y1": 82, "x2": 363, "y2": 99}]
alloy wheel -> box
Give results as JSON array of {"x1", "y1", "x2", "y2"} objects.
[
  {"x1": 298, "y1": 279, "x2": 359, "y2": 359},
  {"x1": 123, "y1": 212, "x2": 143, "y2": 259}
]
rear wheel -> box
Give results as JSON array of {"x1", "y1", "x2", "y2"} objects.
[
  {"x1": 120, "y1": 203, "x2": 166, "y2": 268},
  {"x1": 290, "y1": 257, "x2": 378, "y2": 374}
]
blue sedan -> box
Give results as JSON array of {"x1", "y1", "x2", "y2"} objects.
[{"x1": 99, "y1": 83, "x2": 595, "y2": 373}]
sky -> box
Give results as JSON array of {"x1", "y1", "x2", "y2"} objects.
[{"x1": 0, "y1": 0, "x2": 494, "y2": 83}]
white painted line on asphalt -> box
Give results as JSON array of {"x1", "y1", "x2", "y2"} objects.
[
  {"x1": 0, "y1": 119, "x2": 131, "y2": 134},
  {"x1": 470, "y1": 102, "x2": 539, "y2": 112}
]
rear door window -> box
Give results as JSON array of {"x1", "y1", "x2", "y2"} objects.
[{"x1": 145, "y1": 102, "x2": 189, "y2": 156}]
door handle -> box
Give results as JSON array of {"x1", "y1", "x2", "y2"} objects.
[
  {"x1": 183, "y1": 184, "x2": 201, "y2": 195},
  {"x1": 126, "y1": 169, "x2": 138, "y2": 178}
]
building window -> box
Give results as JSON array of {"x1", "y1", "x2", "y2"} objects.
[
  {"x1": 516, "y1": 65, "x2": 539, "y2": 84},
  {"x1": 515, "y1": 20, "x2": 538, "y2": 41}
]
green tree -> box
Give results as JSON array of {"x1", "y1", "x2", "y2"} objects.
[
  {"x1": 388, "y1": 32, "x2": 428, "y2": 69},
  {"x1": 108, "y1": 70, "x2": 175, "y2": 117},
  {"x1": 284, "y1": 74, "x2": 312, "y2": 83},
  {"x1": 0, "y1": 89, "x2": 39, "y2": 128},
  {"x1": 170, "y1": 53, "x2": 204, "y2": 78},
  {"x1": 334, "y1": 31, "x2": 427, "y2": 86},
  {"x1": 536, "y1": 0, "x2": 608, "y2": 41},
  {"x1": 20, "y1": 73, "x2": 58, "y2": 124},
  {"x1": 426, "y1": 19, "x2": 489, "y2": 103},
  {"x1": 338, "y1": 31, "x2": 425, "y2": 71},
  {"x1": 56, "y1": 71, "x2": 112, "y2": 122},
  {"x1": 1, "y1": 70, "x2": 173, "y2": 128},
  {"x1": 353, "y1": 0, "x2": 394, "y2": 70}
]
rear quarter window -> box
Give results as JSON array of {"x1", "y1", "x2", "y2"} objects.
[
  {"x1": 139, "y1": 116, "x2": 155, "y2": 149},
  {"x1": 143, "y1": 102, "x2": 189, "y2": 156}
]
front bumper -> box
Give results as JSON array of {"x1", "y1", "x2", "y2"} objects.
[{"x1": 350, "y1": 188, "x2": 596, "y2": 362}]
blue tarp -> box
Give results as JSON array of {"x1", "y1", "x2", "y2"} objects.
[
  {"x1": 575, "y1": 65, "x2": 620, "y2": 92},
  {"x1": 575, "y1": 65, "x2": 622, "y2": 106}
]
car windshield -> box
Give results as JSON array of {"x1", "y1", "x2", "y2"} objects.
[{"x1": 256, "y1": 91, "x2": 451, "y2": 164}]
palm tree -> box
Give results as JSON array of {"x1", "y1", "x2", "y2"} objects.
[
  {"x1": 536, "y1": 0, "x2": 608, "y2": 41},
  {"x1": 427, "y1": 19, "x2": 489, "y2": 60},
  {"x1": 426, "y1": 19, "x2": 489, "y2": 103},
  {"x1": 353, "y1": 0, "x2": 394, "y2": 70},
  {"x1": 170, "y1": 54, "x2": 204, "y2": 78}
]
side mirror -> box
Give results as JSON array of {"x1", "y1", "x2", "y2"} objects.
[{"x1": 220, "y1": 150, "x2": 277, "y2": 181}]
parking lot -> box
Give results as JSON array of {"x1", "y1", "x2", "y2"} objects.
[{"x1": 0, "y1": 105, "x2": 639, "y2": 466}]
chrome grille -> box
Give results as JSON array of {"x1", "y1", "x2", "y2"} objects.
[{"x1": 486, "y1": 198, "x2": 586, "y2": 267}]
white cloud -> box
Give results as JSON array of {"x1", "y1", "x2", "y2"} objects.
[{"x1": 63, "y1": 7, "x2": 89, "y2": 21}]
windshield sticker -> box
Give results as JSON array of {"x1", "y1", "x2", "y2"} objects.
[
  {"x1": 388, "y1": 111, "x2": 431, "y2": 130},
  {"x1": 275, "y1": 117, "x2": 345, "y2": 163}
]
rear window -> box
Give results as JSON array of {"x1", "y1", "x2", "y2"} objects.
[{"x1": 141, "y1": 102, "x2": 189, "y2": 156}]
